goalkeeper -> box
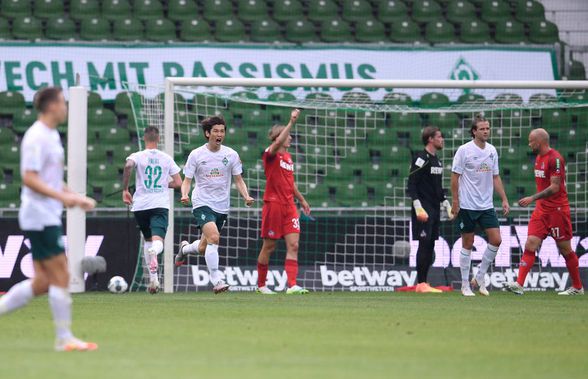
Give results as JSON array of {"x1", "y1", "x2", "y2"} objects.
[{"x1": 406, "y1": 126, "x2": 453, "y2": 293}]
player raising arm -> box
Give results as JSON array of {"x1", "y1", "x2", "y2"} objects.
[
  {"x1": 0, "y1": 87, "x2": 98, "y2": 351},
  {"x1": 174, "y1": 116, "x2": 254, "y2": 294},
  {"x1": 504, "y1": 128, "x2": 583, "y2": 295},
  {"x1": 256, "y1": 109, "x2": 311, "y2": 295},
  {"x1": 451, "y1": 115, "x2": 509, "y2": 297},
  {"x1": 122, "y1": 126, "x2": 182, "y2": 294}
]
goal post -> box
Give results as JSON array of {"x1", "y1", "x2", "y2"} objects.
[{"x1": 127, "y1": 78, "x2": 588, "y2": 293}]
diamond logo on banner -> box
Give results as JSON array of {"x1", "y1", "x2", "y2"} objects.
[{"x1": 449, "y1": 57, "x2": 480, "y2": 94}]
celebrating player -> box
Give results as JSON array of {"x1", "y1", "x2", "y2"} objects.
[
  {"x1": 504, "y1": 128, "x2": 584, "y2": 295},
  {"x1": 407, "y1": 126, "x2": 454, "y2": 293},
  {"x1": 175, "y1": 116, "x2": 254, "y2": 293},
  {"x1": 451, "y1": 115, "x2": 509, "y2": 297},
  {"x1": 256, "y1": 109, "x2": 311, "y2": 295},
  {"x1": 0, "y1": 87, "x2": 98, "y2": 351},
  {"x1": 122, "y1": 126, "x2": 182, "y2": 294}
]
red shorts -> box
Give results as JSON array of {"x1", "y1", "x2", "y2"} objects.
[
  {"x1": 528, "y1": 207, "x2": 573, "y2": 241},
  {"x1": 261, "y1": 201, "x2": 300, "y2": 239}
]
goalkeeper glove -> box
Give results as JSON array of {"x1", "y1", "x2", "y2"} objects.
[
  {"x1": 413, "y1": 200, "x2": 429, "y2": 222},
  {"x1": 442, "y1": 200, "x2": 454, "y2": 221}
]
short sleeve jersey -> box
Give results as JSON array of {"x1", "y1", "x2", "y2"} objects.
[
  {"x1": 534, "y1": 148, "x2": 569, "y2": 211},
  {"x1": 183, "y1": 144, "x2": 242, "y2": 214},
  {"x1": 262, "y1": 148, "x2": 295, "y2": 205},
  {"x1": 126, "y1": 149, "x2": 181, "y2": 212}
]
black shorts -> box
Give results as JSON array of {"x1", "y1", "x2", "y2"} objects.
[
  {"x1": 134, "y1": 208, "x2": 169, "y2": 239},
  {"x1": 411, "y1": 203, "x2": 440, "y2": 241}
]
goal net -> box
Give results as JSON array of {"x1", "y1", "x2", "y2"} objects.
[{"x1": 125, "y1": 78, "x2": 588, "y2": 293}]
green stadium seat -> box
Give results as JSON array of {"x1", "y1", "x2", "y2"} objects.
[
  {"x1": 0, "y1": 143, "x2": 19, "y2": 165},
  {"x1": 378, "y1": 0, "x2": 408, "y2": 24},
  {"x1": 80, "y1": 18, "x2": 112, "y2": 41},
  {"x1": 69, "y1": 0, "x2": 100, "y2": 22},
  {"x1": 179, "y1": 18, "x2": 212, "y2": 42},
  {"x1": 388, "y1": 145, "x2": 412, "y2": 169},
  {"x1": 446, "y1": 0, "x2": 476, "y2": 24},
  {"x1": 0, "y1": 128, "x2": 16, "y2": 146},
  {"x1": 568, "y1": 60, "x2": 586, "y2": 80},
  {"x1": 87, "y1": 145, "x2": 109, "y2": 164},
  {"x1": 341, "y1": 0, "x2": 372, "y2": 23},
  {"x1": 541, "y1": 108, "x2": 570, "y2": 129},
  {"x1": 46, "y1": 17, "x2": 76, "y2": 40},
  {"x1": 11, "y1": 16, "x2": 43, "y2": 40},
  {"x1": 494, "y1": 19, "x2": 526, "y2": 44},
  {"x1": 321, "y1": 18, "x2": 352, "y2": 43},
  {"x1": 237, "y1": 0, "x2": 268, "y2": 23},
  {"x1": 145, "y1": 18, "x2": 176, "y2": 42},
  {"x1": 389, "y1": 111, "x2": 420, "y2": 128},
  {"x1": 88, "y1": 163, "x2": 120, "y2": 187},
  {"x1": 99, "y1": 127, "x2": 131, "y2": 144},
  {"x1": 87, "y1": 91, "x2": 103, "y2": 110},
  {"x1": 457, "y1": 93, "x2": 485, "y2": 104},
  {"x1": 202, "y1": 0, "x2": 233, "y2": 21},
  {"x1": 528, "y1": 20, "x2": 559, "y2": 44},
  {"x1": 0, "y1": 183, "x2": 20, "y2": 208},
  {"x1": 272, "y1": 0, "x2": 303, "y2": 23},
  {"x1": 480, "y1": 0, "x2": 511, "y2": 24},
  {"x1": 11, "y1": 108, "x2": 36, "y2": 133},
  {"x1": 425, "y1": 20, "x2": 456, "y2": 44},
  {"x1": 1, "y1": 0, "x2": 31, "y2": 19},
  {"x1": 308, "y1": 0, "x2": 338, "y2": 22},
  {"x1": 113, "y1": 18, "x2": 144, "y2": 41},
  {"x1": 529, "y1": 93, "x2": 557, "y2": 103},
  {"x1": 494, "y1": 92, "x2": 523, "y2": 105},
  {"x1": 167, "y1": 0, "x2": 198, "y2": 22},
  {"x1": 134, "y1": 0, "x2": 164, "y2": 21},
  {"x1": 215, "y1": 18, "x2": 246, "y2": 42},
  {"x1": 285, "y1": 20, "x2": 315, "y2": 43},
  {"x1": 420, "y1": 92, "x2": 451, "y2": 108},
  {"x1": 459, "y1": 19, "x2": 491, "y2": 44},
  {"x1": 383, "y1": 92, "x2": 412, "y2": 106},
  {"x1": 427, "y1": 112, "x2": 460, "y2": 128},
  {"x1": 515, "y1": 0, "x2": 545, "y2": 23},
  {"x1": 355, "y1": 19, "x2": 386, "y2": 43},
  {"x1": 102, "y1": 0, "x2": 132, "y2": 21},
  {"x1": 0, "y1": 91, "x2": 25, "y2": 115},
  {"x1": 366, "y1": 126, "x2": 396, "y2": 149},
  {"x1": 412, "y1": 1, "x2": 442, "y2": 24},
  {"x1": 267, "y1": 92, "x2": 296, "y2": 103},
  {"x1": 0, "y1": 17, "x2": 10, "y2": 39},
  {"x1": 33, "y1": 0, "x2": 64, "y2": 19},
  {"x1": 89, "y1": 108, "x2": 118, "y2": 128},
  {"x1": 390, "y1": 19, "x2": 421, "y2": 43},
  {"x1": 250, "y1": 19, "x2": 281, "y2": 43}
]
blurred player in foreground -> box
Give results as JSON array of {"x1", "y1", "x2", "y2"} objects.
[
  {"x1": 504, "y1": 128, "x2": 583, "y2": 295},
  {"x1": 122, "y1": 126, "x2": 182, "y2": 294},
  {"x1": 256, "y1": 109, "x2": 311, "y2": 295},
  {"x1": 407, "y1": 126, "x2": 454, "y2": 293},
  {"x1": 451, "y1": 115, "x2": 509, "y2": 297},
  {"x1": 175, "y1": 116, "x2": 254, "y2": 293},
  {"x1": 0, "y1": 87, "x2": 97, "y2": 351}
]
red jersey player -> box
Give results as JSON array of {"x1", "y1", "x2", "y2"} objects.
[
  {"x1": 256, "y1": 108, "x2": 311, "y2": 295},
  {"x1": 504, "y1": 128, "x2": 584, "y2": 295}
]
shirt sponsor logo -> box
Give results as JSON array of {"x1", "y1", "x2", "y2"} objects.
[
  {"x1": 207, "y1": 168, "x2": 223, "y2": 178},
  {"x1": 430, "y1": 166, "x2": 443, "y2": 175},
  {"x1": 476, "y1": 162, "x2": 492, "y2": 173},
  {"x1": 280, "y1": 159, "x2": 294, "y2": 172},
  {"x1": 535, "y1": 169, "x2": 546, "y2": 178}
]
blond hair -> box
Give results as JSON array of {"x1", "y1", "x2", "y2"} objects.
[{"x1": 268, "y1": 124, "x2": 287, "y2": 141}]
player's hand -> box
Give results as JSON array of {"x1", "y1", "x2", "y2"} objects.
[
  {"x1": 78, "y1": 196, "x2": 97, "y2": 211},
  {"x1": 122, "y1": 190, "x2": 133, "y2": 206},
  {"x1": 290, "y1": 108, "x2": 300, "y2": 123},
  {"x1": 59, "y1": 192, "x2": 81, "y2": 208},
  {"x1": 180, "y1": 195, "x2": 191, "y2": 206},
  {"x1": 502, "y1": 199, "x2": 510, "y2": 216},
  {"x1": 451, "y1": 200, "x2": 460, "y2": 219},
  {"x1": 413, "y1": 200, "x2": 429, "y2": 223},
  {"x1": 301, "y1": 200, "x2": 311, "y2": 216},
  {"x1": 442, "y1": 200, "x2": 455, "y2": 221},
  {"x1": 518, "y1": 196, "x2": 533, "y2": 208},
  {"x1": 245, "y1": 196, "x2": 255, "y2": 207}
]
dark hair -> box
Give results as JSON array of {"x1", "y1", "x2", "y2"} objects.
[
  {"x1": 34, "y1": 87, "x2": 62, "y2": 113},
  {"x1": 201, "y1": 116, "x2": 226, "y2": 140},
  {"x1": 143, "y1": 126, "x2": 159, "y2": 142},
  {"x1": 470, "y1": 114, "x2": 487, "y2": 138},
  {"x1": 421, "y1": 126, "x2": 441, "y2": 146}
]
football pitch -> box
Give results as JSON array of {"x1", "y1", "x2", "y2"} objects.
[{"x1": 1, "y1": 291, "x2": 586, "y2": 379}]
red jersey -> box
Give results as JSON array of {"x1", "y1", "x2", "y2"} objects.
[
  {"x1": 534, "y1": 148, "x2": 569, "y2": 211},
  {"x1": 262, "y1": 148, "x2": 295, "y2": 204}
]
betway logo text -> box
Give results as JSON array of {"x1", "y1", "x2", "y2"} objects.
[
  {"x1": 473, "y1": 268, "x2": 569, "y2": 291},
  {"x1": 191, "y1": 266, "x2": 288, "y2": 291},
  {"x1": 321, "y1": 265, "x2": 416, "y2": 289}
]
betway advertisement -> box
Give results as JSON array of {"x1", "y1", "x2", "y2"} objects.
[{"x1": 0, "y1": 43, "x2": 556, "y2": 101}]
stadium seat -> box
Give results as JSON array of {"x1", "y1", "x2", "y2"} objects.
[
  {"x1": 427, "y1": 112, "x2": 460, "y2": 128},
  {"x1": 480, "y1": 0, "x2": 511, "y2": 24},
  {"x1": 377, "y1": 0, "x2": 408, "y2": 24},
  {"x1": 113, "y1": 18, "x2": 144, "y2": 41},
  {"x1": 420, "y1": 92, "x2": 451, "y2": 108},
  {"x1": 568, "y1": 60, "x2": 586, "y2": 80},
  {"x1": 46, "y1": 17, "x2": 76, "y2": 40},
  {"x1": 179, "y1": 18, "x2": 212, "y2": 42},
  {"x1": 99, "y1": 127, "x2": 131, "y2": 144},
  {"x1": 145, "y1": 18, "x2": 176, "y2": 42},
  {"x1": 411, "y1": 0, "x2": 442, "y2": 24},
  {"x1": 102, "y1": 0, "x2": 132, "y2": 21},
  {"x1": 459, "y1": 19, "x2": 491, "y2": 43},
  {"x1": 1, "y1": 0, "x2": 30, "y2": 19},
  {"x1": 425, "y1": 20, "x2": 456, "y2": 44},
  {"x1": 215, "y1": 18, "x2": 246, "y2": 42},
  {"x1": 272, "y1": 0, "x2": 303, "y2": 23},
  {"x1": 390, "y1": 19, "x2": 421, "y2": 43},
  {"x1": 0, "y1": 17, "x2": 10, "y2": 39},
  {"x1": 237, "y1": 0, "x2": 268, "y2": 23},
  {"x1": 11, "y1": 16, "x2": 43, "y2": 40},
  {"x1": 285, "y1": 20, "x2": 316, "y2": 43},
  {"x1": 0, "y1": 91, "x2": 25, "y2": 116},
  {"x1": 89, "y1": 108, "x2": 118, "y2": 128},
  {"x1": 321, "y1": 18, "x2": 352, "y2": 43},
  {"x1": 33, "y1": 0, "x2": 64, "y2": 19},
  {"x1": 250, "y1": 19, "x2": 281, "y2": 43},
  {"x1": 69, "y1": 0, "x2": 100, "y2": 21},
  {"x1": 383, "y1": 92, "x2": 412, "y2": 106},
  {"x1": 267, "y1": 92, "x2": 296, "y2": 103},
  {"x1": 135, "y1": 0, "x2": 164, "y2": 21},
  {"x1": 88, "y1": 163, "x2": 120, "y2": 186},
  {"x1": 341, "y1": 0, "x2": 372, "y2": 23},
  {"x1": 0, "y1": 128, "x2": 16, "y2": 146},
  {"x1": 167, "y1": 0, "x2": 198, "y2": 22},
  {"x1": 445, "y1": 0, "x2": 476, "y2": 24},
  {"x1": 494, "y1": 19, "x2": 526, "y2": 44},
  {"x1": 389, "y1": 111, "x2": 420, "y2": 128},
  {"x1": 0, "y1": 183, "x2": 20, "y2": 208},
  {"x1": 366, "y1": 127, "x2": 396, "y2": 148},
  {"x1": 80, "y1": 18, "x2": 111, "y2": 41},
  {"x1": 528, "y1": 20, "x2": 559, "y2": 44},
  {"x1": 457, "y1": 93, "x2": 485, "y2": 103},
  {"x1": 11, "y1": 108, "x2": 36, "y2": 133},
  {"x1": 515, "y1": 0, "x2": 545, "y2": 23},
  {"x1": 494, "y1": 92, "x2": 523, "y2": 105},
  {"x1": 202, "y1": 0, "x2": 233, "y2": 21},
  {"x1": 355, "y1": 19, "x2": 386, "y2": 43},
  {"x1": 86, "y1": 91, "x2": 102, "y2": 110},
  {"x1": 308, "y1": 0, "x2": 338, "y2": 23}
]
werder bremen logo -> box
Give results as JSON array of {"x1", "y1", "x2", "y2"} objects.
[{"x1": 449, "y1": 57, "x2": 479, "y2": 95}]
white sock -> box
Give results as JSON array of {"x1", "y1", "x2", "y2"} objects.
[
  {"x1": 150, "y1": 240, "x2": 164, "y2": 255},
  {"x1": 143, "y1": 241, "x2": 157, "y2": 282},
  {"x1": 477, "y1": 244, "x2": 499, "y2": 279},
  {"x1": 0, "y1": 279, "x2": 33, "y2": 315},
  {"x1": 183, "y1": 239, "x2": 201, "y2": 254},
  {"x1": 48, "y1": 285, "x2": 73, "y2": 341},
  {"x1": 205, "y1": 244, "x2": 221, "y2": 285},
  {"x1": 460, "y1": 249, "x2": 472, "y2": 286}
]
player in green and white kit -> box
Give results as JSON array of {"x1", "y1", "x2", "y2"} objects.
[
  {"x1": 122, "y1": 126, "x2": 182, "y2": 294},
  {"x1": 175, "y1": 116, "x2": 254, "y2": 294}
]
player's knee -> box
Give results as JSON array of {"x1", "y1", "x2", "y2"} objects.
[
  {"x1": 287, "y1": 240, "x2": 299, "y2": 254},
  {"x1": 208, "y1": 233, "x2": 220, "y2": 245},
  {"x1": 490, "y1": 237, "x2": 502, "y2": 247}
]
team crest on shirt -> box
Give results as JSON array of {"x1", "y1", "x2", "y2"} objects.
[
  {"x1": 222, "y1": 157, "x2": 229, "y2": 166},
  {"x1": 268, "y1": 230, "x2": 275, "y2": 237}
]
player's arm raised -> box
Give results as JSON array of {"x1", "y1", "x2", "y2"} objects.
[
  {"x1": 519, "y1": 175, "x2": 560, "y2": 207},
  {"x1": 493, "y1": 175, "x2": 510, "y2": 216},
  {"x1": 267, "y1": 108, "x2": 300, "y2": 155},
  {"x1": 23, "y1": 170, "x2": 95, "y2": 210},
  {"x1": 233, "y1": 174, "x2": 254, "y2": 207},
  {"x1": 293, "y1": 182, "x2": 310, "y2": 216},
  {"x1": 122, "y1": 159, "x2": 135, "y2": 205}
]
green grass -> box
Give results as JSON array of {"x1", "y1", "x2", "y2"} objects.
[{"x1": 1, "y1": 292, "x2": 587, "y2": 379}]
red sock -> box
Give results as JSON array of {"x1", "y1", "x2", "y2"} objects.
[
  {"x1": 517, "y1": 250, "x2": 536, "y2": 286},
  {"x1": 564, "y1": 252, "x2": 583, "y2": 289},
  {"x1": 257, "y1": 263, "x2": 268, "y2": 288},
  {"x1": 285, "y1": 259, "x2": 298, "y2": 287}
]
